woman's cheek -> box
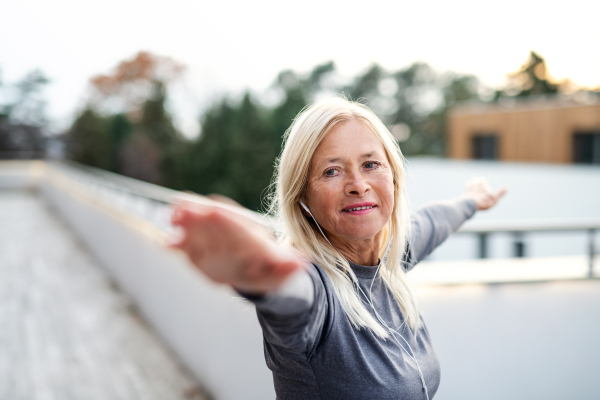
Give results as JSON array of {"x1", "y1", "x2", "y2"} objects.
[{"x1": 311, "y1": 181, "x2": 343, "y2": 224}]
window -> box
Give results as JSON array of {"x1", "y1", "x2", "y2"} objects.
[
  {"x1": 573, "y1": 131, "x2": 600, "y2": 164},
  {"x1": 471, "y1": 134, "x2": 498, "y2": 160}
]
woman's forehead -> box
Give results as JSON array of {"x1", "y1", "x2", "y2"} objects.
[{"x1": 311, "y1": 120, "x2": 387, "y2": 165}]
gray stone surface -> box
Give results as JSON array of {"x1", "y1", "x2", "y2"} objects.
[{"x1": 0, "y1": 189, "x2": 206, "y2": 400}]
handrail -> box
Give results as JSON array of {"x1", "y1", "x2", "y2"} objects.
[
  {"x1": 48, "y1": 160, "x2": 279, "y2": 232},
  {"x1": 458, "y1": 218, "x2": 600, "y2": 233},
  {"x1": 458, "y1": 219, "x2": 597, "y2": 278}
]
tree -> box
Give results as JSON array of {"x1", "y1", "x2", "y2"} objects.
[
  {"x1": 184, "y1": 61, "x2": 341, "y2": 210},
  {"x1": 344, "y1": 64, "x2": 385, "y2": 101},
  {"x1": 0, "y1": 69, "x2": 49, "y2": 158},
  {"x1": 89, "y1": 51, "x2": 184, "y2": 114},
  {"x1": 66, "y1": 52, "x2": 187, "y2": 186},
  {"x1": 187, "y1": 93, "x2": 275, "y2": 210},
  {"x1": 497, "y1": 51, "x2": 560, "y2": 98},
  {"x1": 67, "y1": 109, "x2": 111, "y2": 169},
  {"x1": 339, "y1": 62, "x2": 483, "y2": 156}
]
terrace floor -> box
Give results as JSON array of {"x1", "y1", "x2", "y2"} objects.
[{"x1": 0, "y1": 189, "x2": 206, "y2": 400}]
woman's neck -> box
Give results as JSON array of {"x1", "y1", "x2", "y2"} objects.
[{"x1": 328, "y1": 232, "x2": 384, "y2": 267}]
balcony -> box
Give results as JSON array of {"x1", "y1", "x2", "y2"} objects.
[{"x1": 2, "y1": 159, "x2": 599, "y2": 400}]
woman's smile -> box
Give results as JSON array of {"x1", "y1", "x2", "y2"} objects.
[{"x1": 341, "y1": 202, "x2": 378, "y2": 215}]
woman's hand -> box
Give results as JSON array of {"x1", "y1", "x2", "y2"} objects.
[
  {"x1": 169, "y1": 201, "x2": 305, "y2": 295},
  {"x1": 462, "y1": 177, "x2": 508, "y2": 211}
]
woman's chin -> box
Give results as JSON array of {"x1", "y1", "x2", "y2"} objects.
[{"x1": 336, "y1": 227, "x2": 386, "y2": 242}]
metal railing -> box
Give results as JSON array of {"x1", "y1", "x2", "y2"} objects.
[
  {"x1": 457, "y1": 220, "x2": 599, "y2": 278},
  {"x1": 47, "y1": 160, "x2": 278, "y2": 234}
]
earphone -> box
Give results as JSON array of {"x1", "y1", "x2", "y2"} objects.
[
  {"x1": 299, "y1": 200, "x2": 430, "y2": 400},
  {"x1": 299, "y1": 200, "x2": 310, "y2": 213}
]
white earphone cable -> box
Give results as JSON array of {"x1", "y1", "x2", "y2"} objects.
[{"x1": 300, "y1": 201, "x2": 429, "y2": 400}]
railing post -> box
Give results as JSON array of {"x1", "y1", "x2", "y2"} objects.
[
  {"x1": 589, "y1": 229, "x2": 596, "y2": 278},
  {"x1": 513, "y1": 232, "x2": 525, "y2": 258},
  {"x1": 478, "y1": 233, "x2": 488, "y2": 259}
]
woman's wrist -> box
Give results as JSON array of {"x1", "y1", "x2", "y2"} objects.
[{"x1": 457, "y1": 194, "x2": 479, "y2": 211}]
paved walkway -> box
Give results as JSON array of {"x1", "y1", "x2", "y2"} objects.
[{"x1": 0, "y1": 189, "x2": 206, "y2": 400}]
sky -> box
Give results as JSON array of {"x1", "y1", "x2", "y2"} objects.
[{"x1": 1, "y1": 0, "x2": 599, "y2": 136}]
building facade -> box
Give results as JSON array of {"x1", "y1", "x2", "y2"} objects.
[{"x1": 447, "y1": 95, "x2": 600, "y2": 164}]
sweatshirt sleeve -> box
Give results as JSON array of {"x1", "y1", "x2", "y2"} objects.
[
  {"x1": 406, "y1": 197, "x2": 477, "y2": 270},
  {"x1": 238, "y1": 263, "x2": 329, "y2": 355}
]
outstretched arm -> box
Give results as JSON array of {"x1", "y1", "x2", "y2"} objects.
[
  {"x1": 407, "y1": 177, "x2": 507, "y2": 269},
  {"x1": 170, "y1": 201, "x2": 304, "y2": 294},
  {"x1": 170, "y1": 201, "x2": 326, "y2": 354}
]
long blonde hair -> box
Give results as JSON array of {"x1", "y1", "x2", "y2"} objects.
[{"x1": 269, "y1": 97, "x2": 421, "y2": 337}]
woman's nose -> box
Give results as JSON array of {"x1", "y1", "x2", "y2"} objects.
[{"x1": 345, "y1": 171, "x2": 370, "y2": 196}]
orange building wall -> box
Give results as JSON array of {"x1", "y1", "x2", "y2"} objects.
[{"x1": 448, "y1": 104, "x2": 600, "y2": 163}]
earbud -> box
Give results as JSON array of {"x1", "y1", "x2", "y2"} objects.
[{"x1": 299, "y1": 200, "x2": 311, "y2": 214}]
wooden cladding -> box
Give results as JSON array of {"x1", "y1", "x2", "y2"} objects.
[{"x1": 448, "y1": 102, "x2": 600, "y2": 164}]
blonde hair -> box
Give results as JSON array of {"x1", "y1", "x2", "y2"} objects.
[{"x1": 269, "y1": 96, "x2": 421, "y2": 337}]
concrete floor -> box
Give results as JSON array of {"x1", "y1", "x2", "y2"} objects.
[
  {"x1": 0, "y1": 189, "x2": 206, "y2": 400},
  {"x1": 417, "y1": 279, "x2": 600, "y2": 400}
]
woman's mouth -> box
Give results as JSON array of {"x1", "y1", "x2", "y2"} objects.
[{"x1": 342, "y1": 204, "x2": 377, "y2": 214}]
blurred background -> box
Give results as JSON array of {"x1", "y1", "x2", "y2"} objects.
[{"x1": 1, "y1": 0, "x2": 599, "y2": 399}]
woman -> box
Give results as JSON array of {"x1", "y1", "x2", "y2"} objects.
[{"x1": 171, "y1": 97, "x2": 506, "y2": 399}]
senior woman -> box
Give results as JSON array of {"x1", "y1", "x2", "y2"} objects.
[{"x1": 171, "y1": 97, "x2": 506, "y2": 400}]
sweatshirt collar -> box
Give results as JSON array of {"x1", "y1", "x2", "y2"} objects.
[{"x1": 348, "y1": 260, "x2": 380, "y2": 279}]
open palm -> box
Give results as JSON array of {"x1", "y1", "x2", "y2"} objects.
[{"x1": 463, "y1": 177, "x2": 508, "y2": 211}]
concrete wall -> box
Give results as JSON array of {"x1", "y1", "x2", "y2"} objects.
[
  {"x1": 0, "y1": 160, "x2": 44, "y2": 189},
  {"x1": 39, "y1": 167, "x2": 276, "y2": 400}
]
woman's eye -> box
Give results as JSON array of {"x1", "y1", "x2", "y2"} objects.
[
  {"x1": 325, "y1": 168, "x2": 338, "y2": 176},
  {"x1": 365, "y1": 161, "x2": 380, "y2": 169}
]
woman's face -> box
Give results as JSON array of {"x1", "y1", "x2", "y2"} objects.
[{"x1": 305, "y1": 119, "x2": 394, "y2": 243}]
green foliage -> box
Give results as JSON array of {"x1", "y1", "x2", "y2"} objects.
[
  {"x1": 67, "y1": 109, "x2": 112, "y2": 169},
  {"x1": 345, "y1": 64, "x2": 385, "y2": 100},
  {"x1": 340, "y1": 62, "x2": 483, "y2": 156},
  {"x1": 121, "y1": 81, "x2": 183, "y2": 185},
  {"x1": 136, "y1": 81, "x2": 181, "y2": 148},
  {"x1": 0, "y1": 69, "x2": 49, "y2": 156},
  {"x1": 185, "y1": 93, "x2": 277, "y2": 210},
  {"x1": 66, "y1": 80, "x2": 184, "y2": 186},
  {"x1": 66, "y1": 51, "x2": 577, "y2": 210},
  {"x1": 65, "y1": 59, "x2": 487, "y2": 209},
  {"x1": 108, "y1": 114, "x2": 133, "y2": 171}
]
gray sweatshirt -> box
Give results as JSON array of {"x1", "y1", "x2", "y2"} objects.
[{"x1": 244, "y1": 198, "x2": 477, "y2": 400}]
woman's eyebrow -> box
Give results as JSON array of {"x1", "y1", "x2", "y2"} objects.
[{"x1": 322, "y1": 151, "x2": 381, "y2": 165}]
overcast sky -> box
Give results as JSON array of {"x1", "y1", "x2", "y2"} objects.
[{"x1": 1, "y1": 0, "x2": 598, "y2": 136}]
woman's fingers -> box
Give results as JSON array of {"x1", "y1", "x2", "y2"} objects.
[
  {"x1": 168, "y1": 199, "x2": 300, "y2": 293},
  {"x1": 169, "y1": 203, "x2": 225, "y2": 266},
  {"x1": 463, "y1": 177, "x2": 508, "y2": 210},
  {"x1": 494, "y1": 186, "x2": 508, "y2": 200}
]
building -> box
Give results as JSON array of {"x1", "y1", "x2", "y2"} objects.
[{"x1": 447, "y1": 94, "x2": 600, "y2": 164}]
